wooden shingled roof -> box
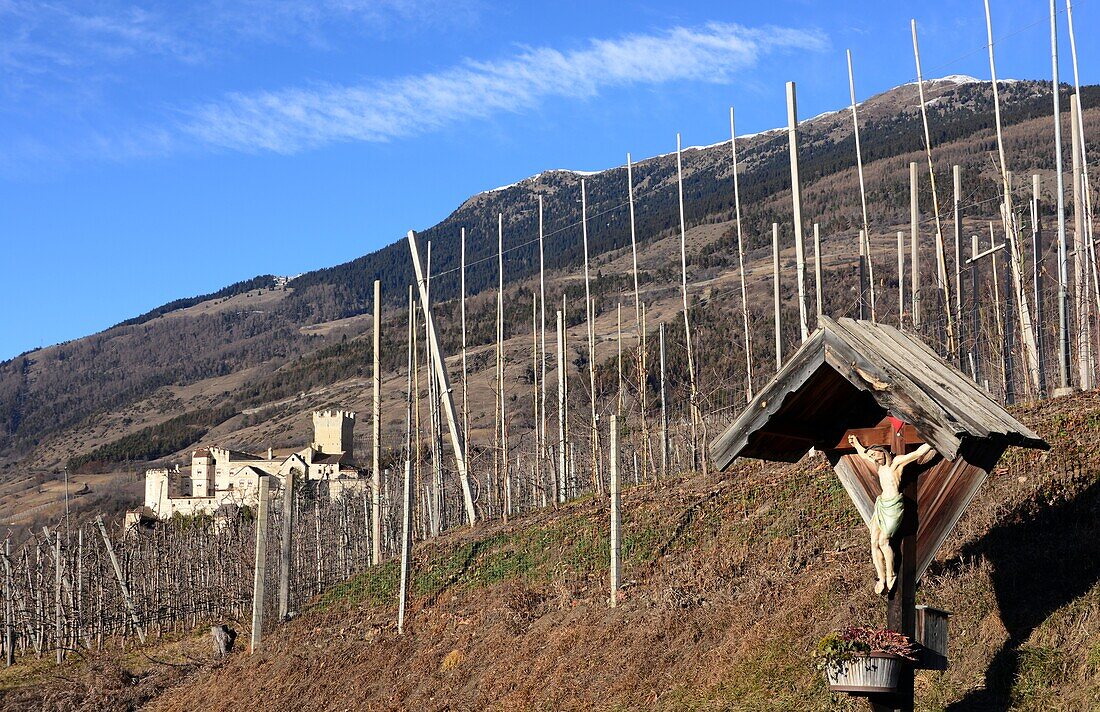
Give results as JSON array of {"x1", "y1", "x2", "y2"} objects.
[{"x1": 710, "y1": 316, "x2": 1048, "y2": 468}]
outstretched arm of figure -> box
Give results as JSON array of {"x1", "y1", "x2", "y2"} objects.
[
  {"x1": 893, "y1": 442, "x2": 933, "y2": 469},
  {"x1": 847, "y1": 434, "x2": 871, "y2": 461}
]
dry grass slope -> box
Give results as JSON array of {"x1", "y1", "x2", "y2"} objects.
[{"x1": 5, "y1": 393, "x2": 1100, "y2": 711}]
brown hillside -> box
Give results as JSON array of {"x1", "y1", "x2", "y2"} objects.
[{"x1": 7, "y1": 390, "x2": 1098, "y2": 711}]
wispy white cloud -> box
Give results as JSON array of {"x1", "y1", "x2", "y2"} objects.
[{"x1": 183, "y1": 23, "x2": 828, "y2": 154}]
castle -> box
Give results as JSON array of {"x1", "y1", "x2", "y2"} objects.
[{"x1": 134, "y1": 410, "x2": 363, "y2": 522}]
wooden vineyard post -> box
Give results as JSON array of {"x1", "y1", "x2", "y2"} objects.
[
  {"x1": 773, "y1": 223, "x2": 783, "y2": 370},
  {"x1": 972, "y1": 235, "x2": 982, "y2": 384},
  {"x1": 870, "y1": 429, "x2": 919, "y2": 712},
  {"x1": 859, "y1": 229, "x2": 869, "y2": 320},
  {"x1": 910, "y1": 162, "x2": 921, "y2": 330},
  {"x1": 1033, "y1": 175, "x2": 1047, "y2": 396},
  {"x1": 897, "y1": 232, "x2": 905, "y2": 327},
  {"x1": 787, "y1": 82, "x2": 810, "y2": 343},
  {"x1": 609, "y1": 414, "x2": 621, "y2": 608},
  {"x1": 580, "y1": 182, "x2": 600, "y2": 493},
  {"x1": 372, "y1": 280, "x2": 383, "y2": 564},
  {"x1": 659, "y1": 322, "x2": 669, "y2": 480},
  {"x1": 730, "y1": 112, "x2": 755, "y2": 400},
  {"x1": 1071, "y1": 93, "x2": 1092, "y2": 389},
  {"x1": 847, "y1": 50, "x2": 876, "y2": 321},
  {"x1": 675, "y1": 134, "x2": 701, "y2": 473},
  {"x1": 3, "y1": 539, "x2": 12, "y2": 666},
  {"x1": 54, "y1": 534, "x2": 62, "y2": 664},
  {"x1": 96, "y1": 516, "x2": 145, "y2": 644},
  {"x1": 397, "y1": 460, "x2": 412, "y2": 634},
  {"x1": 250, "y1": 474, "x2": 270, "y2": 653},
  {"x1": 407, "y1": 230, "x2": 477, "y2": 524},
  {"x1": 954, "y1": 165, "x2": 964, "y2": 367},
  {"x1": 557, "y1": 310, "x2": 567, "y2": 504},
  {"x1": 278, "y1": 469, "x2": 295, "y2": 620},
  {"x1": 814, "y1": 223, "x2": 823, "y2": 321}
]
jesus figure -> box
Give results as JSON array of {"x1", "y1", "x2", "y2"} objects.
[{"x1": 847, "y1": 434, "x2": 933, "y2": 595}]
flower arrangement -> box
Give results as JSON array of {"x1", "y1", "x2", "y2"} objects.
[{"x1": 815, "y1": 625, "x2": 916, "y2": 672}]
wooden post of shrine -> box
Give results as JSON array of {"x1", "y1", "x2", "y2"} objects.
[{"x1": 871, "y1": 425, "x2": 918, "y2": 712}]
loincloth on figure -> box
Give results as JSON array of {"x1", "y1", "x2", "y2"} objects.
[{"x1": 872, "y1": 492, "x2": 903, "y2": 538}]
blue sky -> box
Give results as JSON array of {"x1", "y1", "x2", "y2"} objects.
[{"x1": 1, "y1": 0, "x2": 1096, "y2": 360}]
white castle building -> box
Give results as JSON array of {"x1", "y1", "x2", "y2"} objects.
[{"x1": 134, "y1": 409, "x2": 363, "y2": 522}]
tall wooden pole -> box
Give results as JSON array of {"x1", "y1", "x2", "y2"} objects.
[
  {"x1": 1071, "y1": 94, "x2": 1092, "y2": 389},
  {"x1": 954, "y1": 166, "x2": 964, "y2": 366},
  {"x1": 910, "y1": 162, "x2": 921, "y2": 329},
  {"x1": 406, "y1": 230, "x2": 476, "y2": 524},
  {"x1": 250, "y1": 475, "x2": 270, "y2": 653},
  {"x1": 786, "y1": 82, "x2": 810, "y2": 342},
  {"x1": 538, "y1": 199, "x2": 548, "y2": 497},
  {"x1": 847, "y1": 50, "x2": 876, "y2": 321},
  {"x1": 1033, "y1": 175, "x2": 1047, "y2": 397},
  {"x1": 278, "y1": 468, "x2": 294, "y2": 620},
  {"x1": 371, "y1": 279, "x2": 382, "y2": 565},
  {"x1": 580, "y1": 181, "x2": 601, "y2": 492},
  {"x1": 96, "y1": 516, "x2": 145, "y2": 644},
  {"x1": 3, "y1": 539, "x2": 11, "y2": 667},
  {"x1": 53, "y1": 534, "x2": 61, "y2": 664},
  {"x1": 773, "y1": 223, "x2": 783, "y2": 371},
  {"x1": 675, "y1": 135, "x2": 701, "y2": 472},
  {"x1": 730, "y1": 110, "x2": 754, "y2": 401},
  {"x1": 1044, "y1": 0, "x2": 1071, "y2": 392},
  {"x1": 532, "y1": 293, "x2": 541, "y2": 505},
  {"x1": 658, "y1": 322, "x2": 669, "y2": 480},
  {"x1": 982, "y1": 3, "x2": 1041, "y2": 396},
  {"x1": 609, "y1": 414, "x2": 620, "y2": 608},
  {"x1": 1066, "y1": 0, "x2": 1097, "y2": 303},
  {"x1": 897, "y1": 231, "x2": 905, "y2": 326},
  {"x1": 912, "y1": 19, "x2": 955, "y2": 353},
  {"x1": 397, "y1": 459, "x2": 412, "y2": 634},
  {"x1": 626, "y1": 155, "x2": 650, "y2": 470},
  {"x1": 460, "y1": 228, "x2": 470, "y2": 479},
  {"x1": 972, "y1": 234, "x2": 982, "y2": 384},
  {"x1": 859, "y1": 229, "x2": 868, "y2": 320},
  {"x1": 814, "y1": 223, "x2": 823, "y2": 321},
  {"x1": 497, "y1": 213, "x2": 511, "y2": 519},
  {"x1": 557, "y1": 310, "x2": 567, "y2": 503},
  {"x1": 616, "y1": 303, "x2": 623, "y2": 416}
]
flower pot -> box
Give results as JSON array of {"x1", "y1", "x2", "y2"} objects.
[{"x1": 824, "y1": 652, "x2": 903, "y2": 694}]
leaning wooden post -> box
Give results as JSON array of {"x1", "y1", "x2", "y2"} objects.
[
  {"x1": 250, "y1": 474, "x2": 270, "y2": 653},
  {"x1": 609, "y1": 414, "x2": 621, "y2": 608},
  {"x1": 912, "y1": 19, "x2": 956, "y2": 354},
  {"x1": 372, "y1": 279, "x2": 383, "y2": 564},
  {"x1": 910, "y1": 162, "x2": 921, "y2": 330},
  {"x1": 786, "y1": 82, "x2": 810, "y2": 343},
  {"x1": 95, "y1": 516, "x2": 145, "y2": 644},
  {"x1": 773, "y1": 223, "x2": 783, "y2": 370},
  {"x1": 674, "y1": 134, "x2": 701, "y2": 472},
  {"x1": 397, "y1": 459, "x2": 413, "y2": 634},
  {"x1": 730, "y1": 111, "x2": 755, "y2": 400},
  {"x1": 847, "y1": 50, "x2": 875, "y2": 321},
  {"x1": 277, "y1": 468, "x2": 295, "y2": 620},
  {"x1": 1033, "y1": 175, "x2": 1047, "y2": 396},
  {"x1": 1071, "y1": 94, "x2": 1092, "y2": 389},
  {"x1": 407, "y1": 230, "x2": 477, "y2": 524}
]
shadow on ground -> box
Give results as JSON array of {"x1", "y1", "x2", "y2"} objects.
[{"x1": 943, "y1": 476, "x2": 1100, "y2": 710}]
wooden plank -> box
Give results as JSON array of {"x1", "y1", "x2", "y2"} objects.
[
  {"x1": 710, "y1": 329, "x2": 826, "y2": 469},
  {"x1": 857, "y1": 319, "x2": 1046, "y2": 447},
  {"x1": 821, "y1": 319, "x2": 964, "y2": 459}
]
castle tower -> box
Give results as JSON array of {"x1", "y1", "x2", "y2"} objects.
[
  {"x1": 191, "y1": 449, "x2": 213, "y2": 498},
  {"x1": 312, "y1": 410, "x2": 355, "y2": 460}
]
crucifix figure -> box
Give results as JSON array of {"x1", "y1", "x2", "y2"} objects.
[{"x1": 847, "y1": 434, "x2": 933, "y2": 595}]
